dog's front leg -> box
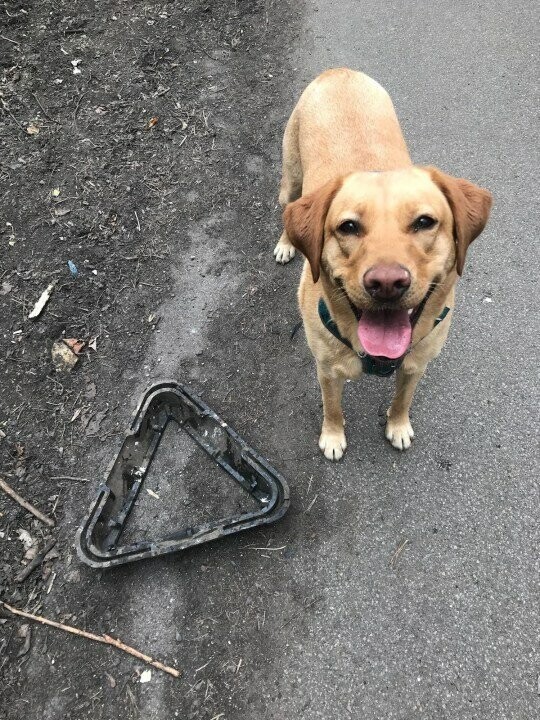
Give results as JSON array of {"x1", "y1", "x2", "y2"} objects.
[
  {"x1": 274, "y1": 186, "x2": 297, "y2": 264},
  {"x1": 317, "y1": 365, "x2": 347, "y2": 461},
  {"x1": 386, "y1": 365, "x2": 426, "y2": 450}
]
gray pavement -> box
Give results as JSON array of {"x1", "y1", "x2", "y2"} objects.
[{"x1": 17, "y1": 1, "x2": 539, "y2": 718}]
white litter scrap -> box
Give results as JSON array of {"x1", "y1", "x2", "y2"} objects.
[
  {"x1": 28, "y1": 282, "x2": 56, "y2": 320},
  {"x1": 139, "y1": 669, "x2": 152, "y2": 683}
]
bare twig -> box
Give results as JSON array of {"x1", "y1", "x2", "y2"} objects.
[
  {"x1": 15, "y1": 539, "x2": 57, "y2": 583},
  {"x1": 73, "y1": 91, "x2": 87, "y2": 122},
  {"x1": 0, "y1": 477, "x2": 55, "y2": 527},
  {"x1": 304, "y1": 493, "x2": 318, "y2": 513},
  {"x1": 1, "y1": 602, "x2": 181, "y2": 678},
  {"x1": 280, "y1": 596, "x2": 322, "y2": 630},
  {"x1": 32, "y1": 93, "x2": 61, "y2": 125},
  {"x1": 0, "y1": 99, "x2": 24, "y2": 131},
  {"x1": 197, "y1": 44, "x2": 228, "y2": 63},
  {"x1": 1, "y1": 34, "x2": 20, "y2": 46},
  {"x1": 244, "y1": 545, "x2": 286, "y2": 552},
  {"x1": 50, "y1": 476, "x2": 89, "y2": 482},
  {"x1": 390, "y1": 538, "x2": 410, "y2": 568}
]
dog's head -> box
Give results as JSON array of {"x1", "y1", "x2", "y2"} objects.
[{"x1": 284, "y1": 167, "x2": 492, "y2": 358}]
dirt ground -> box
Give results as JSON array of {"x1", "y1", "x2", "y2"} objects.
[{"x1": 1, "y1": 1, "x2": 303, "y2": 717}]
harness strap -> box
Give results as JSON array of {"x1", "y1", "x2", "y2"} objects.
[
  {"x1": 317, "y1": 295, "x2": 451, "y2": 377},
  {"x1": 433, "y1": 305, "x2": 450, "y2": 326},
  {"x1": 318, "y1": 298, "x2": 354, "y2": 351}
]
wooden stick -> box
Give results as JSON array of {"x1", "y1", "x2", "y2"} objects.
[
  {"x1": 0, "y1": 477, "x2": 55, "y2": 527},
  {"x1": 15, "y1": 539, "x2": 57, "y2": 583},
  {"x1": 32, "y1": 93, "x2": 61, "y2": 125},
  {"x1": 1, "y1": 602, "x2": 181, "y2": 678},
  {"x1": 1, "y1": 34, "x2": 20, "y2": 46},
  {"x1": 390, "y1": 538, "x2": 410, "y2": 568}
]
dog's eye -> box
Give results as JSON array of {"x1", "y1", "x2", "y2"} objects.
[
  {"x1": 412, "y1": 215, "x2": 437, "y2": 231},
  {"x1": 338, "y1": 220, "x2": 360, "y2": 235}
]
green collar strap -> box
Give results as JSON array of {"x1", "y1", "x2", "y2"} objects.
[{"x1": 317, "y1": 297, "x2": 451, "y2": 377}]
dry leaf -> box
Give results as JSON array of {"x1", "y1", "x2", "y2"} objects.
[
  {"x1": 17, "y1": 624, "x2": 30, "y2": 639},
  {"x1": 85, "y1": 382, "x2": 96, "y2": 400},
  {"x1": 146, "y1": 488, "x2": 160, "y2": 500},
  {"x1": 16, "y1": 624, "x2": 32, "y2": 658},
  {"x1": 26, "y1": 124, "x2": 40, "y2": 135},
  {"x1": 146, "y1": 116, "x2": 159, "y2": 130},
  {"x1": 54, "y1": 206, "x2": 71, "y2": 217},
  {"x1": 52, "y1": 340, "x2": 79, "y2": 372},
  {"x1": 17, "y1": 529, "x2": 34, "y2": 549},
  {"x1": 85, "y1": 409, "x2": 108, "y2": 436},
  {"x1": 64, "y1": 338, "x2": 85, "y2": 355}
]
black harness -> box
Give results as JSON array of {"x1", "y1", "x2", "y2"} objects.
[{"x1": 318, "y1": 287, "x2": 451, "y2": 377}]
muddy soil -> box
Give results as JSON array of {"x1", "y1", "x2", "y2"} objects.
[{"x1": 1, "y1": 2, "x2": 305, "y2": 717}]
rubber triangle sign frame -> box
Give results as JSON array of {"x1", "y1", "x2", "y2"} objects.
[{"x1": 76, "y1": 381, "x2": 290, "y2": 568}]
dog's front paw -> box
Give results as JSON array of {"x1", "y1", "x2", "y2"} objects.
[
  {"x1": 385, "y1": 415, "x2": 414, "y2": 451},
  {"x1": 319, "y1": 427, "x2": 347, "y2": 461},
  {"x1": 273, "y1": 238, "x2": 296, "y2": 264}
]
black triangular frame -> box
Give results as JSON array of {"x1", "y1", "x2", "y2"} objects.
[{"x1": 76, "y1": 382, "x2": 290, "y2": 568}]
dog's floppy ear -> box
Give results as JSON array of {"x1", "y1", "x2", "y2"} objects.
[
  {"x1": 283, "y1": 178, "x2": 343, "y2": 282},
  {"x1": 425, "y1": 167, "x2": 492, "y2": 275}
]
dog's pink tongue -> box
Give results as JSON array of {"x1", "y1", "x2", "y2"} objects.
[{"x1": 357, "y1": 310, "x2": 412, "y2": 359}]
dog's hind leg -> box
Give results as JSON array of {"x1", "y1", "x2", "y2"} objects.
[{"x1": 274, "y1": 110, "x2": 302, "y2": 264}]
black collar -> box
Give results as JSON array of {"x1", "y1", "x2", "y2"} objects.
[{"x1": 317, "y1": 287, "x2": 450, "y2": 377}]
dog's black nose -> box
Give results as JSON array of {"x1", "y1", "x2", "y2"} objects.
[{"x1": 363, "y1": 263, "x2": 411, "y2": 300}]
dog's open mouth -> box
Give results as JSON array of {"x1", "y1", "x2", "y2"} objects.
[{"x1": 357, "y1": 308, "x2": 413, "y2": 359}]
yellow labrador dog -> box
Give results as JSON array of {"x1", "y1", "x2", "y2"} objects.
[{"x1": 274, "y1": 68, "x2": 492, "y2": 460}]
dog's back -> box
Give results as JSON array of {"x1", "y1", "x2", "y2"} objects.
[{"x1": 290, "y1": 69, "x2": 411, "y2": 193}]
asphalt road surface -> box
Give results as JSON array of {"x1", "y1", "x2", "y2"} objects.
[{"x1": 5, "y1": 1, "x2": 538, "y2": 719}]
